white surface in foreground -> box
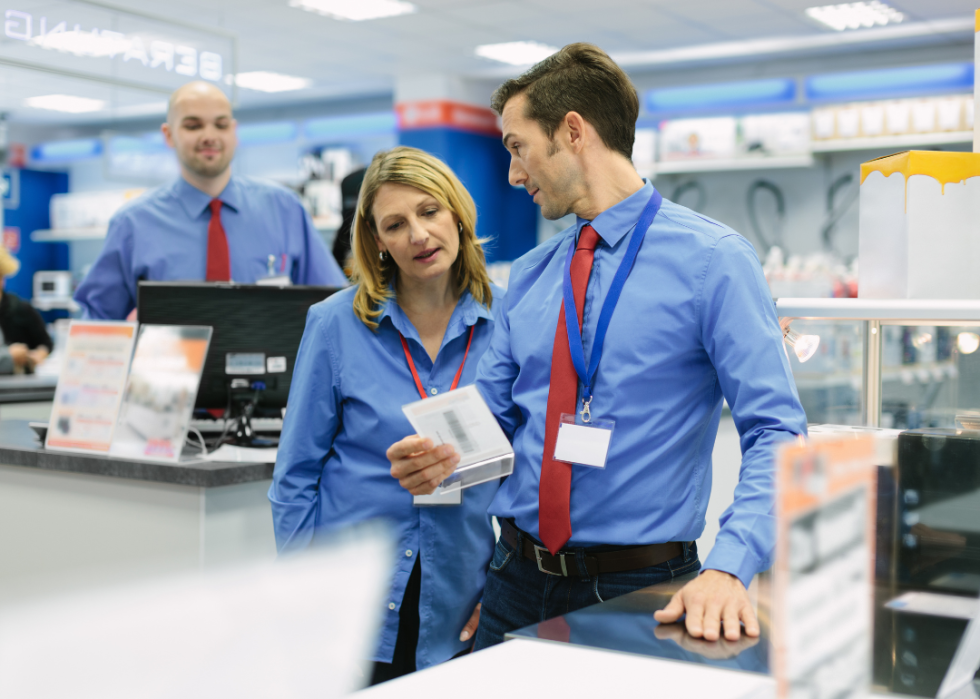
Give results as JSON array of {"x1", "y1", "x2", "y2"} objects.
[
  {"x1": 0, "y1": 533, "x2": 391, "y2": 699},
  {"x1": 357, "y1": 639, "x2": 775, "y2": 699}
]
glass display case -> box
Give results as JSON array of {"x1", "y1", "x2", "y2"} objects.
[{"x1": 776, "y1": 299, "x2": 980, "y2": 429}]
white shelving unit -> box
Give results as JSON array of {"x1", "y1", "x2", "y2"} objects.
[
  {"x1": 31, "y1": 227, "x2": 108, "y2": 242},
  {"x1": 811, "y1": 130, "x2": 972, "y2": 153},
  {"x1": 652, "y1": 154, "x2": 813, "y2": 176}
]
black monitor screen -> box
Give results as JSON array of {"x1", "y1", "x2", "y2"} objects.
[{"x1": 137, "y1": 282, "x2": 340, "y2": 412}]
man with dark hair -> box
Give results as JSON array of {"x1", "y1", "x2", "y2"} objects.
[{"x1": 387, "y1": 43, "x2": 806, "y2": 648}]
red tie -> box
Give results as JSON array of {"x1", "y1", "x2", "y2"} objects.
[
  {"x1": 539, "y1": 225, "x2": 601, "y2": 554},
  {"x1": 206, "y1": 198, "x2": 230, "y2": 282}
]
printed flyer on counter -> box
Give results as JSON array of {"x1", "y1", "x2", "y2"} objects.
[{"x1": 45, "y1": 321, "x2": 138, "y2": 454}]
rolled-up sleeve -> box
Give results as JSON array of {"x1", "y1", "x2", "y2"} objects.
[
  {"x1": 698, "y1": 234, "x2": 807, "y2": 587},
  {"x1": 268, "y1": 307, "x2": 342, "y2": 553}
]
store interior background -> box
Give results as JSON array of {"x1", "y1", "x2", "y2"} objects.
[{"x1": 2, "y1": 0, "x2": 977, "y2": 557}]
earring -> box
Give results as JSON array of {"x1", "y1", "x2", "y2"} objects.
[
  {"x1": 379, "y1": 250, "x2": 388, "y2": 262},
  {"x1": 458, "y1": 222, "x2": 463, "y2": 234}
]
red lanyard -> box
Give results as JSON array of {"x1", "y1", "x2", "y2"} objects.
[{"x1": 399, "y1": 326, "x2": 475, "y2": 400}]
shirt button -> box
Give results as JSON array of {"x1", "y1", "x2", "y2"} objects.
[
  {"x1": 388, "y1": 602, "x2": 396, "y2": 610},
  {"x1": 405, "y1": 550, "x2": 413, "y2": 557},
  {"x1": 430, "y1": 387, "x2": 438, "y2": 395}
]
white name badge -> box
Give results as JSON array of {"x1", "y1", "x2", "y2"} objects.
[{"x1": 553, "y1": 413, "x2": 615, "y2": 469}]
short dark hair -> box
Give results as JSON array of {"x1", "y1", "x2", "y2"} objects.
[{"x1": 491, "y1": 43, "x2": 638, "y2": 161}]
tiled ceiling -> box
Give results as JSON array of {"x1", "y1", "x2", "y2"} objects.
[{"x1": 2, "y1": 0, "x2": 976, "y2": 124}]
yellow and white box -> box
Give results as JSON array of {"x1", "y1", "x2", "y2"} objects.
[{"x1": 858, "y1": 151, "x2": 980, "y2": 299}]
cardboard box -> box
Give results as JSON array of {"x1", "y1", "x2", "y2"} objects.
[{"x1": 858, "y1": 151, "x2": 980, "y2": 299}]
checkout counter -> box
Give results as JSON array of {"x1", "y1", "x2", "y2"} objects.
[
  {"x1": 0, "y1": 418, "x2": 276, "y2": 604},
  {"x1": 360, "y1": 426, "x2": 980, "y2": 699}
]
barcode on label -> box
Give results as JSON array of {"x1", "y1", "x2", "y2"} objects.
[{"x1": 443, "y1": 410, "x2": 475, "y2": 454}]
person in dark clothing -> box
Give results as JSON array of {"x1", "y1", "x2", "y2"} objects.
[
  {"x1": 0, "y1": 249, "x2": 52, "y2": 374},
  {"x1": 330, "y1": 167, "x2": 367, "y2": 274}
]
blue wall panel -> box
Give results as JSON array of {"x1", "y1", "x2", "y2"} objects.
[
  {"x1": 398, "y1": 127, "x2": 537, "y2": 264},
  {"x1": 2, "y1": 169, "x2": 69, "y2": 302}
]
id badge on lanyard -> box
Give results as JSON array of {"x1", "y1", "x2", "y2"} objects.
[{"x1": 552, "y1": 188, "x2": 662, "y2": 469}]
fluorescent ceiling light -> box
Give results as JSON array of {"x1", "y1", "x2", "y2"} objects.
[
  {"x1": 806, "y1": 1, "x2": 904, "y2": 32},
  {"x1": 26, "y1": 94, "x2": 105, "y2": 113},
  {"x1": 288, "y1": 0, "x2": 417, "y2": 21},
  {"x1": 231, "y1": 71, "x2": 312, "y2": 93},
  {"x1": 476, "y1": 41, "x2": 558, "y2": 66}
]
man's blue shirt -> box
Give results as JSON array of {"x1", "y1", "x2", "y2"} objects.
[
  {"x1": 475, "y1": 181, "x2": 807, "y2": 587},
  {"x1": 74, "y1": 175, "x2": 347, "y2": 319},
  {"x1": 269, "y1": 284, "x2": 503, "y2": 669}
]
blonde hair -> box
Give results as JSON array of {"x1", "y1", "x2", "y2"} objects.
[{"x1": 350, "y1": 146, "x2": 493, "y2": 330}]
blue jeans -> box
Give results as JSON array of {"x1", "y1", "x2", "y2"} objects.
[{"x1": 473, "y1": 528, "x2": 700, "y2": 651}]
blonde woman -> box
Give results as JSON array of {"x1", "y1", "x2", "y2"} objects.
[{"x1": 268, "y1": 147, "x2": 503, "y2": 684}]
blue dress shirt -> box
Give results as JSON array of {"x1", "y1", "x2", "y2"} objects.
[
  {"x1": 74, "y1": 175, "x2": 347, "y2": 319},
  {"x1": 268, "y1": 284, "x2": 503, "y2": 669},
  {"x1": 475, "y1": 182, "x2": 807, "y2": 588}
]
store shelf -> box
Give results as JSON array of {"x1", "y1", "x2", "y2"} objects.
[
  {"x1": 652, "y1": 155, "x2": 813, "y2": 175},
  {"x1": 31, "y1": 227, "x2": 108, "y2": 242},
  {"x1": 777, "y1": 298, "x2": 980, "y2": 323},
  {"x1": 32, "y1": 297, "x2": 79, "y2": 312},
  {"x1": 811, "y1": 131, "x2": 972, "y2": 153}
]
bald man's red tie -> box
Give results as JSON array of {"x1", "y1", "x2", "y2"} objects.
[
  {"x1": 206, "y1": 198, "x2": 230, "y2": 282},
  {"x1": 539, "y1": 224, "x2": 601, "y2": 555}
]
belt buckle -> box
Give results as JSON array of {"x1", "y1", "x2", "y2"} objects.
[{"x1": 534, "y1": 544, "x2": 568, "y2": 576}]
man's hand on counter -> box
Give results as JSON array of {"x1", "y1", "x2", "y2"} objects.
[
  {"x1": 653, "y1": 569, "x2": 759, "y2": 642},
  {"x1": 387, "y1": 435, "x2": 460, "y2": 495}
]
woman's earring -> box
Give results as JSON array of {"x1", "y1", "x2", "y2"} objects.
[
  {"x1": 458, "y1": 222, "x2": 463, "y2": 234},
  {"x1": 379, "y1": 250, "x2": 388, "y2": 262}
]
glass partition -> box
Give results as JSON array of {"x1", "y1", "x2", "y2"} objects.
[{"x1": 785, "y1": 319, "x2": 864, "y2": 425}]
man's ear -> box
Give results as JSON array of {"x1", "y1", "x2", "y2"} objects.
[
  {"x1": 564, "y1": 111, "x2": 589, "y2": 154},
  {"x1": 161, "y1": 122, "x2": 174, "y2": 149}
]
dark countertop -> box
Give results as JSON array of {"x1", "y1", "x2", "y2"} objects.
[
  {"x1": 0, "y1": 420, "x2": 274, "y2": 488},
  {"x1": 507, "y1": 573, "x2": 972, "y2": 698},
  {"x1": 0, "y1": 374, "x2": 57, "y2": 404}
]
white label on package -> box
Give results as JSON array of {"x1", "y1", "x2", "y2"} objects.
[
  {"x1": 266, "y1": 356, "x2": 287, "y2": 373},
  {"x1": 554, "y1": 422, "x2": 612, "y2": 468},
  {"x1": 402, "y1": 385, "x2": 513, "y2": 470}
]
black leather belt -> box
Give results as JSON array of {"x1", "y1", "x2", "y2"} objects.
[{"x1": 500, "y1": 519, "x2": 687, "y2": 578}]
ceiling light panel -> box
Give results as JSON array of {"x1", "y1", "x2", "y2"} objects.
[
  {"x1": 288, "y1": 0, "x2": 417, "y2": 21},
  {"x1": 25, "y1": 94, "x2": 105, "y2": 113},
  {"x1": 805, "y1": 1, "x2": 905, "y2": 32},
  {"x1": 232, "y1": 71, "x2": 312, "y2": 92},
  {"x1": 475, "y1": 41, "x2": 558, "y2": 66}
]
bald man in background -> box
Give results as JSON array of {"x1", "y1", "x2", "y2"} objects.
[{"x1": 74, "y1": 81, "x2": 346, "y2": 320}]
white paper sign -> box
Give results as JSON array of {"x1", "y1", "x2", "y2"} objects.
[{"x1": 45, "y1": 321, "x2": 138, "y2": 454}]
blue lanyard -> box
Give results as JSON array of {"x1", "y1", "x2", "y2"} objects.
[{"x1": 561, "y1": 188, "x2": 663, "y2": 422}]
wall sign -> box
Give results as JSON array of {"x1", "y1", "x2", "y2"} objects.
[{"x1": 0, "y1": 1, "x2": 235, "y2": 96}]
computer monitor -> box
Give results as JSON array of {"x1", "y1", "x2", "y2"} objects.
[{"x1": 137, "y1": 282, "x2": 340, "y2": 417}]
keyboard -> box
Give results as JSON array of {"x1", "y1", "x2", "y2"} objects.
[{"x1": 189, "y1": 417, "x2": 284, "y2": 434}]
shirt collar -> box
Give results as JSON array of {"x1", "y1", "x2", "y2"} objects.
[
  {"x1": 379, "y1": 285, "x2": 492, "y2": 343},
  {"x1": 173, "y1": 175, "x2": 242, "y2": 220},
  {"x1": 575, "y1": 179, "x2": 655, "y2": 248}
]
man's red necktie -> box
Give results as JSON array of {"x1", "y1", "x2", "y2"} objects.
[
  {"x1": 206, "y1": 198, "x2": 231, "y2": 282},
  {"x1": 539, "y1": 224, "x2": 601, "y2": 555}
]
